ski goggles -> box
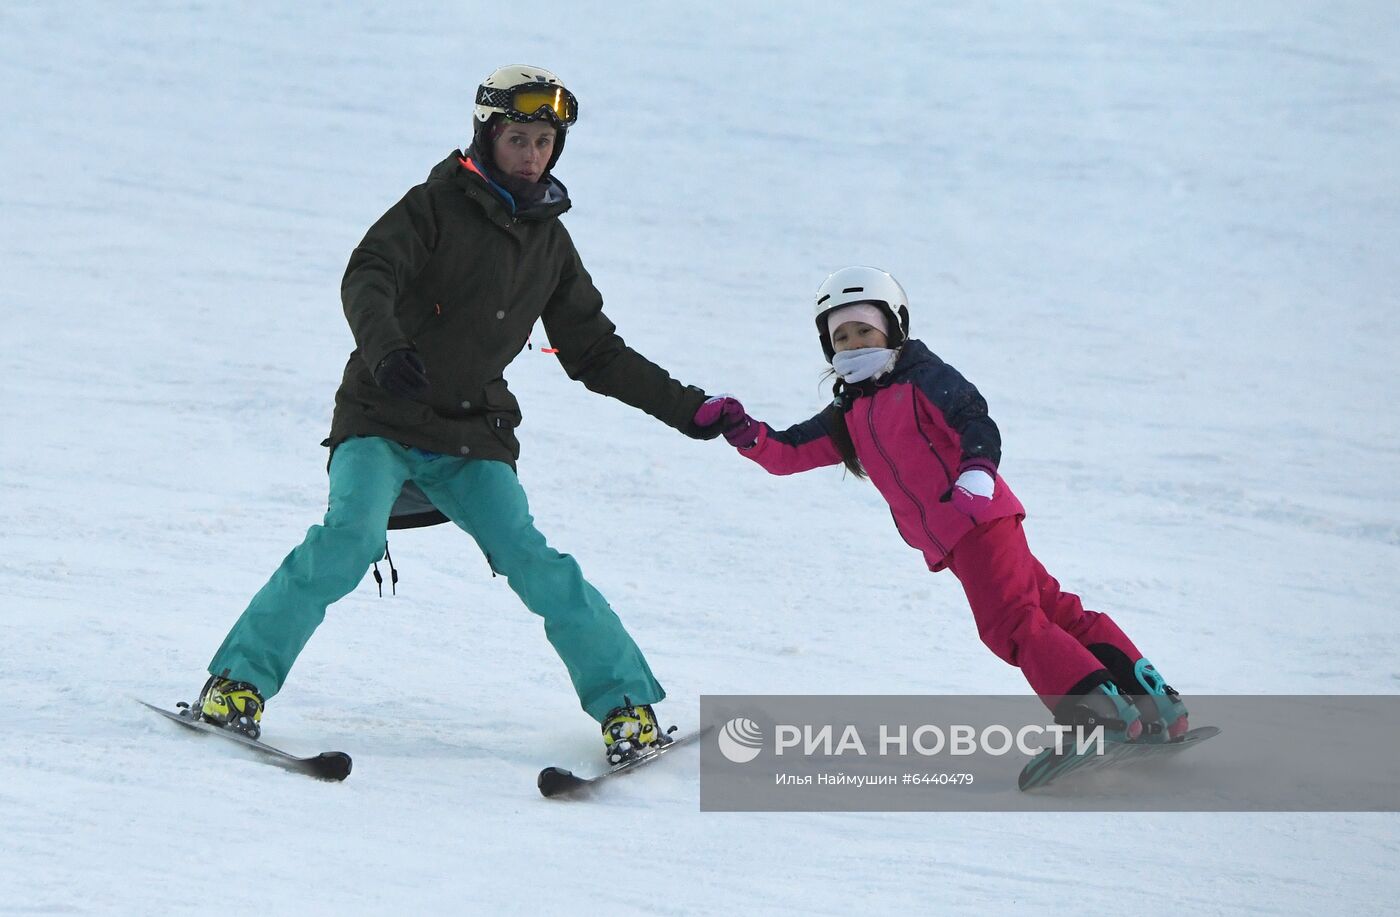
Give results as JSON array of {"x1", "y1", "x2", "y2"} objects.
[{"x1": 476, "y1": 83, "x2": 578, "y2": 127}]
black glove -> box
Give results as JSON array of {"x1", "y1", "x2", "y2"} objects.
[
  {"x1": 374, "y1": 348, "x2": 431, "y2": 402},
  {"x1": 685, "y1": 420, "x2": 725, "y2": 441}
]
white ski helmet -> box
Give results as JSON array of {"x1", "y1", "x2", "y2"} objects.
[
  {"x1": 472, "y1": 65, "x2": 576, "y2": 173},
  {"x1": 813, "y1": 266, "x2": 910, "y2": 361},
  {"x1": 473, "y1": 65, "x2": 577, "y2": 127}
]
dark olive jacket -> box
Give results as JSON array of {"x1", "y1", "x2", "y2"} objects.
[{"x1": 328, "y1": 151, "x2": 709, "y2": 527}]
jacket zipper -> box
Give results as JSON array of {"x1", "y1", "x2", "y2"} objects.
[
  {"x1": 908, "y1": 392, "x2": 955, "y2": 489},
  {"x1": 908, "y1": 387, "x2": 982, "y2": 523},
  {"x1": 866, "y1": 392, "x2": 947, "y2": 557}
]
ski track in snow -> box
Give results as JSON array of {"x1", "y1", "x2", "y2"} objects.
[{"x1": 2, "y1": 1, "x2": 1398, "y2": 913}]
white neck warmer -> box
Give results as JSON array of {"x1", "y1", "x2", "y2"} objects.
[{"x1": 831, "y1": 347, "x2": 898, "y2": 383}]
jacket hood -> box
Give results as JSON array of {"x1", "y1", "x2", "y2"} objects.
[
  {"x1": 889, "y1": 339, "x2": 935, "y2": 376},
  {"x1": 844, "y1": 339, "x2": 936, "y2": 397}
]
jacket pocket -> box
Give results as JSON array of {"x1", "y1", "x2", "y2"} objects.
[
  {"x1": 887, "y1": 507, "x2": 923, "y2": 552},
  {"x1": 362, "y1": 387, "x2": 434, "y2": 427},
  {"x1": 485, "y1": 411, "x2": 519, "y2": 452}
]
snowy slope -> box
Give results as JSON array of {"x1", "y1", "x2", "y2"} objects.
[{"x1": 3, "y1": 1, "x2": 1398, "y2": 913}]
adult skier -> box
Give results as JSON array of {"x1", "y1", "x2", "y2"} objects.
[{"x1": 196, "y1": 65, "x2": 717, "y2": 764}]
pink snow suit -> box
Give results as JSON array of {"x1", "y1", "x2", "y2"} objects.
[{"x1": 740, "y1": 340, "x2": 1142, "y2": 702}]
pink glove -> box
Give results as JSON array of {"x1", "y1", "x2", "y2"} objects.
[
  {"x1": 693, "y1": 396, "x2": 759, "y2": 448},
  {"x1": 949, "y1": 459, "x2": 996, "y2": 515}
]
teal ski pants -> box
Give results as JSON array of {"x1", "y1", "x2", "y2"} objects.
[{"x1": 207, "y1": 435, "x2": 664, "y2": 722}]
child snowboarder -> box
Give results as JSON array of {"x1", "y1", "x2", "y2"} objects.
[{"x1": 691, "y1": 266, "x2": 1189, "y2": 742}]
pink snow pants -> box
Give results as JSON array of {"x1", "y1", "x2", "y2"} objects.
[{"x1": 944, "y1": 516, "x2": 1142, "y2": 703}]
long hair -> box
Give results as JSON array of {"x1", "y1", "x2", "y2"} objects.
[{"x1": 822, "y1": 374, "x2": 867, "y2": 480}]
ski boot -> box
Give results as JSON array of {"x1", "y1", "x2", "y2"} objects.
[
  {"x1": 1087, "y1": 645, "x2": 1190, "y2": 743},
  {"x1": 1053, "y1": 682, "x2": 1143, "y2": 744},
  {"x1": 197, "y1": 675, "x2": 264, "y2": 740},
  {"x1": 602, "y1": 702, "x2": 663, "y2": 765},
  {"x1": 1126, "y1": 658, "x2": 1189, "y2": 742}
]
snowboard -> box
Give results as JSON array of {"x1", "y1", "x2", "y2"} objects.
[{"x1": 1018, "y1": 725, "x2": 1220, "y2": 791}]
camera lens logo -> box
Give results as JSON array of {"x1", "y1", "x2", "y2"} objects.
[{"x1": 717, "y1": 717, "x2": 764, "y2": 764}]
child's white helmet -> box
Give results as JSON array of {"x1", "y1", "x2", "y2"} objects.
[{"x1": 813, "y1": 266, "x2": 910, "y2": 361}]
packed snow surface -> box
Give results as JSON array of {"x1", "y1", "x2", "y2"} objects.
[{"x1": 3, "y1": 2, "x2": 1398, "y2": 913}]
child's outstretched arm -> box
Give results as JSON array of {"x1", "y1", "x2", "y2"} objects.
[{"x1": 693, "y1": 396, "x2": 841, "y2": 475}]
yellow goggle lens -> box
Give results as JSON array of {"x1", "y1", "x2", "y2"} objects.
[{"x1": 511, "y1": 87, "x2": 575, "y2": 123}]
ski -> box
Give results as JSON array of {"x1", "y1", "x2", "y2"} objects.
[
  {"x1": 140, "y1": 700, "x2": 352, "y2": 782},
  {"x1": 1018, "y1": 725, "x2": 1220, "y2": 791},
  {"x1": 538, "y1": 727, "x2": 709, "y2": 798}
]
